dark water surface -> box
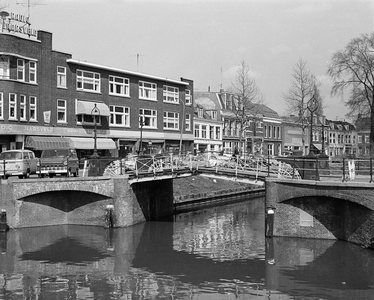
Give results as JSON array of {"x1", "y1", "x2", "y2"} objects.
[{"x1": 1, "y1": 197, "x2": 374, "y2": 299}]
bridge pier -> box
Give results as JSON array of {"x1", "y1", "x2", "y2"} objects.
[{"x1": 265, "y1": 178, "x2": 374, "y2": 248}]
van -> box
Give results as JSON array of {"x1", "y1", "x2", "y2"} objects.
[
  {"x1": 37, "y1": 149, "x2": 79, "y2": 177},
  {"x1": 0, "y1": 150, "x2": 38, "y2": 179}
]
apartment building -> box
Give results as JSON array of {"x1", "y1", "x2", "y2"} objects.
[{"x1": 0, "y1": 15, "x2": 194, "y2": 159}]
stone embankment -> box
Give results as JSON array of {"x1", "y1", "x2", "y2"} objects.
[{"x1": 173, "y1": 176, "x2": 264, "y2": 213}]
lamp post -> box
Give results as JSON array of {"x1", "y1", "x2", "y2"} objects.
[
  {"x1": 179, "y1": 98, "x2": 185, "y2": 155},
  {"x1": 307, "y1": 96, "x2": 319, "y2": 156},
  {"x1": 91, "y1": 103, "x2": 100, "y2": 158},
  {"x1": 138, "y1": 117, "x2": 145, "y2": 155}
]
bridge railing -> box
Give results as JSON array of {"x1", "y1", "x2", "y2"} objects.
[
  {"x1": 276, "y1": 155, "x2": 374, "y2": 183},
  {"x1": 83, "y1": 151, "x2": 301, "y2": 181}
]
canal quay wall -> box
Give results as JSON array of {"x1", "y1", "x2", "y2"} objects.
[
  {"x1": 0, "y1": 176, "x2": 175, "y2": 229},
  {"x1": 265, "y1": 178, "x2": 374, "y2": 249},
  {"x1": 174, "y1": 186, "x2": 265, "y2": 213}
]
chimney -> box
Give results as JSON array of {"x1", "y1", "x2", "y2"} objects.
[{"x1": 208, "y1": 86, "x2": 210, "y2": 92}]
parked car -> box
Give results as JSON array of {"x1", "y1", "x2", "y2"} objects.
[
  {"x1": 37, "y1": 149, "x2": 79, "y2": 177},
  {"x1": 0, "y1": 149, "x2": 38, "y2": 179}
]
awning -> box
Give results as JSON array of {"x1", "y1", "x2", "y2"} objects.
[
  {"x1": 68, "y1": 137, "x2": 117, "y2": 149},
  {"x1": 25, "y1": 136, "x2": 71, "y2": 150},
  {"x1": 76, "y1": 100, "x2": 110, "y2": 116},
  {"x1": 312, "y1": 144, "x2": 322, "y2": 150}
]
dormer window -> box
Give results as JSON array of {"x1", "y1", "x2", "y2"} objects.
[
  {"x1": 211, "y1": 110, "x2": 217, "y2": 120},
  {"x1": 198, "y1": 108, "x2": 203, "y2": 118}
]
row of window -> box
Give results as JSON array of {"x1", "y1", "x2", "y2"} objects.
[
  {"x1": 264, "y1": 125, "x2": 281, "y2": 139},
  {"x1": 0, "y1": 57, "x2": 37, "y2": 83},
  {"x1": 57, "y1": 67, "x2": 192, "y2": 104},
  {"x1": 0, "y1": 93, "x2": 37, "y2": 121},
  {"x1": 0, "y1": 92, "x2": 192, "y2": 130},
  {"x1": 194, "y1": 124, "x2": 222, "y2": 140},
  {"x1": 0, "y1": 57, "x2": 192, "y2": 104}
]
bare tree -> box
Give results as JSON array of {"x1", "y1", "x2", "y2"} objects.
[
  {"x1": 327, "y1": 32, "x2": 374, "y2": 156},
  {"x1": 283, "y1": 58, "x2": 322, "y2": 154},
  {"x1": 229, "y1": 61, "x2": 263, "y2": 153}
]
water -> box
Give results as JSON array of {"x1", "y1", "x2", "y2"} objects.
[{"x1": 1, "y1": 197, "x2": 374, "y2": 299}]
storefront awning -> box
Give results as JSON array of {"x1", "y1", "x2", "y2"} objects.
[
  {"x1": 312, "y1": 144, "x2": 322, "y2": 150},
  {"x1": 25, "y1": 136, "x2": 71, "y2": 150},
  {"x1": 68, "y1": 137, "x2": 117, "y2": 149},
  {"x1": 76, "y1": 100, "x2": 110, "y2": 116}
]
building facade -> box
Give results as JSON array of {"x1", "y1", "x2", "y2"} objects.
[{"x1": 0, "y1": 19, "x2": 194, "y2": 159}]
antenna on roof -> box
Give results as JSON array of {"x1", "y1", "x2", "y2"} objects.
[
  {"x1": 130, "y1": 53, "x2": 146, "y2": 72},
  {"x1": 16, "y1": 0, "x2": 45, "y2": 24}
]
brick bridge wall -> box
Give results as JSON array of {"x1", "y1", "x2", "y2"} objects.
[
  {"x1": 0, "y1": 176, "x2": 174, "y2": 228},
  {"x1": 265, "y1": 178, "x2": 374, "y2": 248}
]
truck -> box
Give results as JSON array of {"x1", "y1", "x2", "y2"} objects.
[{"x1": 37, "y1": 149, "x2": 79, "y2": 177}]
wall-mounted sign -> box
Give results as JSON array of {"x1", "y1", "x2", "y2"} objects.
[
  {"x1": 0, "y1": 11, "x2": 38, "y2": 37},
  {"x1": 43, "y1": 111, "x2": 51, "y2": 124}
]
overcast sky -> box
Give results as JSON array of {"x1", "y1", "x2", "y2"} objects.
[{"x1": 5, "y1": 0, "x2": 374, "y2": 121}]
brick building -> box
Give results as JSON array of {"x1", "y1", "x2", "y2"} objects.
[{"x1": 0, "y1": 17, "x2": 194, "y2": 159}]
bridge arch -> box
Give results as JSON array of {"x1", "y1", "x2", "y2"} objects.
[{"x1": 266, "y1": 178, "x2": 374, "y2": 248}]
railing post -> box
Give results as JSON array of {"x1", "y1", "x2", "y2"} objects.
[
  {"x1": 370, "y1": 158, "x2": 373, "y2": 183},
  {"x1": 135, "y1": 157, "x2": 139, "y2": 177},
  {"x1": 342, "y1": 158, "x2": 346, "y2": 182},
  {"x1": 315, "y1": 156, "x2": 319, "y2": 181},
  {"x1": 292, "y1": 157, "x2": 295, "y2": 179},
  {"x1": 267, "y1": 155, "x2": 270, "y2": 177}
]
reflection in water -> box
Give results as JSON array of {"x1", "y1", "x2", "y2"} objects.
[{"x1": 0, "y1": 198, "x2": 374, "y2": 299}]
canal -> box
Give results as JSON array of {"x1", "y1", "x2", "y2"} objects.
[{"x1": 0, "y1": 196, "x2": 374, "y2": 299}]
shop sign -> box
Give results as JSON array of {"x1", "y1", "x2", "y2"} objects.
[{"x1": 1, "y1": 11, "x2": 38, "y2": 38}]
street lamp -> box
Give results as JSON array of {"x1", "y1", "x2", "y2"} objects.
[
  {"x1": 91, "y1": 103, "x2": 100, "y2": 158},
  {"x1": 307, "y1": 95, "x2": 319, "y2": 156},
  {"x1": 138, "y1": 117, "x2": 145, "y2": 155},
  {"x1": 179, "y1": 98, "x2": 185, "y2": 155}
]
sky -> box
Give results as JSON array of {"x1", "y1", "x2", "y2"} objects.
[{"x1": 3, "y1": 0, "x2": 374, "y2": 121}]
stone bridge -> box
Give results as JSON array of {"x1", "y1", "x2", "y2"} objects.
[
  {"x1": 0, "y1": 176, "x2": 175, "y2": 229},
  {"x1": 265, "y1": 178, "x2": 374, "y2": 248}
]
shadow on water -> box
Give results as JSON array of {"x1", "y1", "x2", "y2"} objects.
[{"x1": 0, "y1": 198, "x2": 373, "y2": 299}]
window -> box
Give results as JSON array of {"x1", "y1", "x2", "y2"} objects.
[
  {"x1": 267, "y1": 143, "x2": 274, "y2": 156},
  {"x1": 185, "y1": 89, "x2": 192, "y2": 105},
  {"x1": 198, "y1": 108, "x2": 203, "y2": 118},
  {"x1": 163, "y1": 111, "x2": 179, "y2": 130},
  {"x1": 0, "y1": 93, "x2": 3, "y2": 119},
  {"x1": 20, "y1": 95, "x2": 26, "y2": 121},
  {"x1": 365, "y1": 135, "x2": 369, "y2": 143},
  {"x1": 29, "y1": 96, "x2": 37, "y2": 121},
  {"x1": 17, "y1": 59, "x2": 25, "y2": 81},
  {"x1": 76, "y1": 114, "x2": 101, "y2": 125},
  {"x1": 210, "y1": 126, "x2": 214, "y2": 139},
  {"x1": 110, "y1": 105, "x2": 130, "y2": 127},
  {"x1": 358, "y1": 135, "x2": 362, "y2": 143},
  {"x1": 57, "y1": 66, "x2": 67, "y2": 88},
  {"x1": 139, "y1": 81, "x2": 157, "y2": 100},
  {"x1": 194, "y1": 124, "x2": 200, "y2": 138},
  {"x1": 9, "y1": 93, "x2": 17, "y2": 120},
  {"x1": 29, "y1": 61, "x2": 37, "y2": 83},
  {"x1": 77, "y1": 69, "x2": 100, "y2": 92},
  {"x1": 57, "y1": 99, "x2": 67, "y2": 123},
  {"x1": 211, "y1": 111, "x2": 217, "y2": 120},
  {"x1": 216, "y1": 127, "x2": 221, "y2": 140},
  {"x1": 109, "y1": 75, "x2": 130, "y2": 97},
  {"x1": 139, "y1": 108, "x2": 157, "y2": 128},
  {"x1": 201, "y1": 125, "x2": 207, "y2": 138},
  {"x1": 0, "y1": 56, "x2": 9, "y2": 79},
  {"x1": 264, "y1": 125, "x2": 267, "y2": 138},
  {"x1": 163, "y1": 86, "x2": 179, "y2": 103},
  {"x1": 185, "y1": 114, "x2": 191, "y2": 131}
]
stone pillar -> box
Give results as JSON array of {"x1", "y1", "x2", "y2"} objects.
[{"x1": 112, "y1": 177, "x2": 146, "y2": 227}]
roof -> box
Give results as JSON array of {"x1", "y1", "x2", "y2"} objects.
[{"x1": 67, "y1": 59, "x2": 189, "y2": 86}]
